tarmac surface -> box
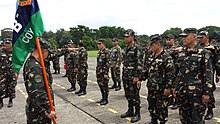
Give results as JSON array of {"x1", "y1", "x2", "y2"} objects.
[{"x1": 0, "y1": 56, "x2": 220, "y2": 124}]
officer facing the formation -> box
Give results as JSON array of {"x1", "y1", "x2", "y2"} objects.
[
  {"x1": 120, "y1": 29, "x2": 143, "y2": 123},
  {"x1": 0, "y1": 39, "x2": 17, "y2": 109},
  {"x1": 109, "y1": 38, "x2": 122, "y2": 91},
  {"x1": 143, "y1": 34, "x2": 175, "y2": 124},
  {"x1": 197, "y1": 31, "x2": 216, "y2": 120},
  {"x1": 96, "y1": 38, "x2": 110, "y2": 105},
  {"x1": 66, "y1": 41, "x2": 78, "y2": 92},
  {"x1": 75, "y1": 42, "x2": 88, "y2": 96},
  {"x1": 23, "y1": 41, "x2": 57, "y2": 124},
  {"x1": 175, "y1": 28, "x2": 213, "y2": 124}
]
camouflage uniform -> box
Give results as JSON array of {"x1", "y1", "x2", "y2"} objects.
[
  {"x1": 52, "y1": 50, "x2": 61, "y2": 74},
  {"x1": 0, "y1": 48, "x2": 17, "y2": 100},
  {"x1": 23, "y1": 55, "x2": 54, "y2": 124},
  {"x1": 109, "y1": 45, "x2": 122, "y2": 90},
  {"x1": 122, "y1": 43, "x2": 143, "y2": 118},
  {"x1": 66, "y1": 50, "x2": 78, "y2": 91},
  {"x1": 143, "y1": 49, "x2": 174, "y2": 123},
  {"x1": 96, "y1": 47, "x2": 110, "y2": 104},
  {"x1": 76, "y1": 47, "x2": 88, "y2": 94},
  {"x1": 174, "y1": 44, "x2": 213, "y2": 124}
]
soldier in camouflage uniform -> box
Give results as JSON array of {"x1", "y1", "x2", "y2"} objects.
[
  {"x1": 96, "y1": 38, "x2": 110, "y2": 105},
  {"x1": 23, "y1": 41, "x2": 57, "y2": 124},
  {"x1": 197, "y1": 31, "x2": 217, "y2": 120},
  {"x1": 0, "y1": 39, "x2": 17, "y2": 109},
  {"x1": 52, "y1": 48, "x2": 61, "y2": 74},
  {"x1": 0, "y1": 41, "x2": 5, "y2": 49},
  {"x1": 62, "y1": 45, "x2": 69, "y2": 77},
  {"x1": 164, "y1": 34, "x2": 179, "y2": 110},
  {"x1": 109, "y1": 38, "x2": 122, "y2": 91},
  {"x1": 75, "y1": 42, "x2": 88, "y2": 96},
  {"x1": 174, "y1": 28, "x2": 213, "y2": 124},
  {"x1": 120, "y1": 29, "x2": 143, "y2": 123},
  {"x1": 142, "y1": 34, "x2": 175, "y2": 124},
  {"x1": 66, "y1": 42, "x2": 78, "y2": 92}
]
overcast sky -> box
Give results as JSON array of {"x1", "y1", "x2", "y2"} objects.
[{"x1": 0, "y1": 0, "x2": 219, "y2": 35}]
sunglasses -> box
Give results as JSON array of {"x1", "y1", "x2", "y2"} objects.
[
  {"x1": 5, "y1": 42, "x2": 11, "y2": 44},
  {"x1": 97, "y1": 43, "x2": 102, "y2": 45}
]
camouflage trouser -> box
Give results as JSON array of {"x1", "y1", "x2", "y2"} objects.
[
  {"x1": 147, "y1": 89, "x2": 169, "y2": 122},
  {"x1": 53, "y1": 61, "x2": 60, "y2": 71},
  {"x1": 77, "y1": 67, "x2": 88, "y2": 87},
  {"x1": 110, "y1": 67, "x2": 121, "y2": 86},
  {"x1": 178, "y1": 94, "x2": 206, "y2": 124},
  {"x1": 0, "y1": 75, "x2": 17, "y2": 99},
  {"x1": 96, "y1": 73, "x2": 109, "y2": 96},
  {"x1": 122, "y1": 78, "x2": 140, "y2": 109},
  {"x1": 67, "y1": 70, "x2": 77, "y2": 85}
]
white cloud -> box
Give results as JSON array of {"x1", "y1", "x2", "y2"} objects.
[{"x1": 0, "y1": 0, "x2": 219, "y2": 35}]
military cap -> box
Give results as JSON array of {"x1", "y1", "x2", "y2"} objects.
[
  {"x1": 165, "y1": 34, "x2": 175, "y2": 39},
  {"x1": 179, "y1": 28, "x2": 197, "y2": 36},
  {"x1": 197, "y1": 31, "x2": 208, "y2": 38},
  {"x1": 97, "y1": 38, "x2": 106, "y2": 44},
  {"x1": 40, "y1": 40, "x2": 50, "y2": 50},
  {"x1": 68, "y1": 40, "x2": 74, "y2": 45},
  {"x1": 149, "y1": 34, "x2": 162, "y2": 43},
  {"x1": 124, "y1": 29, "x2": 135, "y2": 37},
  {"x1": 112, "y1": 38, "x2": 118, "y2": 42},
  {"x1": 0, "y1": 41, "x2": 4, "y2": 45}
]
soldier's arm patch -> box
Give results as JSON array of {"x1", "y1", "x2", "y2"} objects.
[{"x1": 34, "y1": 74, "x2": 42, "y2": 83}]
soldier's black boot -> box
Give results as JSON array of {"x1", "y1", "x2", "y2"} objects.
[
  {"x1": 7, "y1": 98, "x2": 13, "y2": 108},
  {"x1": 78, "y1": 86, "x2": 87, "y2": 96},
  {"x1": 149, "y1": 117, "x2": 158, "y2": 124},
  {"x1": 57, "y1": 69, "x2": 60, "y2": 74},
  {"x1": 75, "y1": 86, "x2": 82, "y2": 94},
  {"x1": 100, "y1": 93, "x2": 108, "y2": 105},
  {"x1": 115, "y1": 82, "x2": 121, "y2": 91},
  {"x1": 131, "y1": 107, "x2": 141, "y2": 123},
  {"x1": 97, "y1": 90, "x2": 104, "y2": 103},
  {"x1": 205, "y1": 107, "x2": 214, "y2": 120},
  {"x1": 53, "y1": 70, "x2": 57, "y2": 74},
  {"x1": 67, "y1": 83, "x2": 76, "y2": 92},
  {"x1": 109, "y1": 84, "x2": 116, "y2": 89},
  {"x1": 0, "y1": 98, "x2": 3, "y2": 109},
  {"x1": 121, "y1": 104, "x2": 134, "y2": 118}
]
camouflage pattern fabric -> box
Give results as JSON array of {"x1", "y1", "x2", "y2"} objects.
[{"x1": 66, "y1": 51, "x2": 78, "y2": 86}]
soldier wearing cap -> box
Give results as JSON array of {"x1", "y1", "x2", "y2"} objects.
[
  {"x1": 0, "y1": 39, "x2": 17, "y2": 109},
  {"x1": 66, "y1": 41, "x2": 78, "y2": 92},
  {"x1": 96, "y1": 38, "x2": 110, "y2": 105},
  {"x1": 197, "y1": 30, "x2": 216, "y2": 120},
  {"x1": 109, "y1": 38, "x2": 122, "y2": 91},
  {"x1": 51, "y1": 47, "x2": 61, "y2": 74},
  {"x1": 0, "y1": 41, "x2": 5, "y2": 49},
  {"x1": 120, "y1": 29, "x2": 143, "y2": 123},
  {"x1": 142, "y1": 34, "x2": 175, "y2": 124},
  {"x1": 74, "y1": 42, "x2": 88, "y2": 96},
  {"x1": 23, "y1": 41, "x2": 57, "y2": 124},
  {"x1": 174, "y1": 28, "x2": 213, "y2": 123}
]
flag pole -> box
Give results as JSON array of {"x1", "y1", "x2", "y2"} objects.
[{"x1": 35, "y1": 37, "x2": 57, "y2": 124}]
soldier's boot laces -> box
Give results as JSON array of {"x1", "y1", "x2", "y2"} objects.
[
  {"x1": 7, "y1": 98, "x2": 13, "y2": 108},
  {"x1": 78, "y1": 86, "x2": 87, "y2": 96},
  {"x1": 0, "y1": 99, "x2": 3, "y2": 109},
  {"x1": 121, "y1": 106, "x2": 134, "y2": 118},
  {"x1": 205, "y1": 108, "x2": 214, "y2": 120},
  {"x1": 100, "y1": 94, "x2": 108, "y2": 105},
  {"x1": 131, "y1": 107, "x2": 141, "y2": 123}
]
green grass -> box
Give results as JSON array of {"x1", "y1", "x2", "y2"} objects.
[{"x1": 88, "y1": 50, "x2": 98, "y2": 57}]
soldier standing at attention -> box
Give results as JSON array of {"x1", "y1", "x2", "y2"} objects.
[
  {"x1": 96, "y1": 38, "x2": 110, "y2": 105},
  {"x1": 66, "y1": 41, "x2": 77, "y2": 92},
  {"x1": 0, "y1": 39, "x2": 17, "y2": 109},
  {"x1": 109, "y1": 38, "x2": 122, "y2": 91},
  {"x1": 142, "y1": 34, "x2": 175, "y2": 124},
  {"x1": 75, "y1": 42, "x2": 88, "y2": 96},
  {"x1": 120, "y1": 29, "x2": 143, "y2": 123},
  {"x1": 197, "y1": 31, "x2": 216, "y2": 120},
  {"x1": 175, "y1": 28, "x2": 213, "y2": 124},
  {"x1": 23, "y1": 41, "x2": 57, "y2": 124}
]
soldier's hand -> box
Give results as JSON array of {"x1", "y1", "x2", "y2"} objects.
[
  {"x1": 104, "y1": 75, "x2": 108, "y2": 79},
  {"x1": 47, "y1": 111, "x2": 57, "y2": 122},
  {"x1": 136, "y1": 81, "x2": 141, "y2": 89},
  {"x1": 74, "y1": 68, "x2": 78, "y2": 73},
  {"x1": 172, "y1": 89, "x2": 177, "y2": 97},
  {"x1": 202, "y1": 95, "x2": 210, "y2": 104},
  {"x1": 163, "y1": 89, "x2": 171, "y2": 97}
]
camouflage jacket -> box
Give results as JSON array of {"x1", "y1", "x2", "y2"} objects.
[
  {"x1": 96, "y1": 48, "x2": 110, "y2": 75},
  {"x1": 123, "y1": 44, "x2": 143, "y2": 79},
  {"x1": 110, "y1": 45, "x2": 122, "y2": 67},
  {"x1": 23, "y1": 55, "x2": 54, "y2": 121},
  {"x1": 66, "y1": 51, "x2": 78, "y2": 71},
  {"x1": 76, "y1": 47, "x2": 88, "y2": 69},
  {"x1": 215, "y1": 45, "x2": 220, "y2": 76},
  {"x1": 174, "y1": 44, "x2": 213, "y2": 95},
  {"x1": 143, "y1": 50, "x2": 175, "y2": 90}
]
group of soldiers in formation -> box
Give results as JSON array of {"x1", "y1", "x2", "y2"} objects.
[{"x1": 0, "y1": 28, "x2": 220, "y2": 124}]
